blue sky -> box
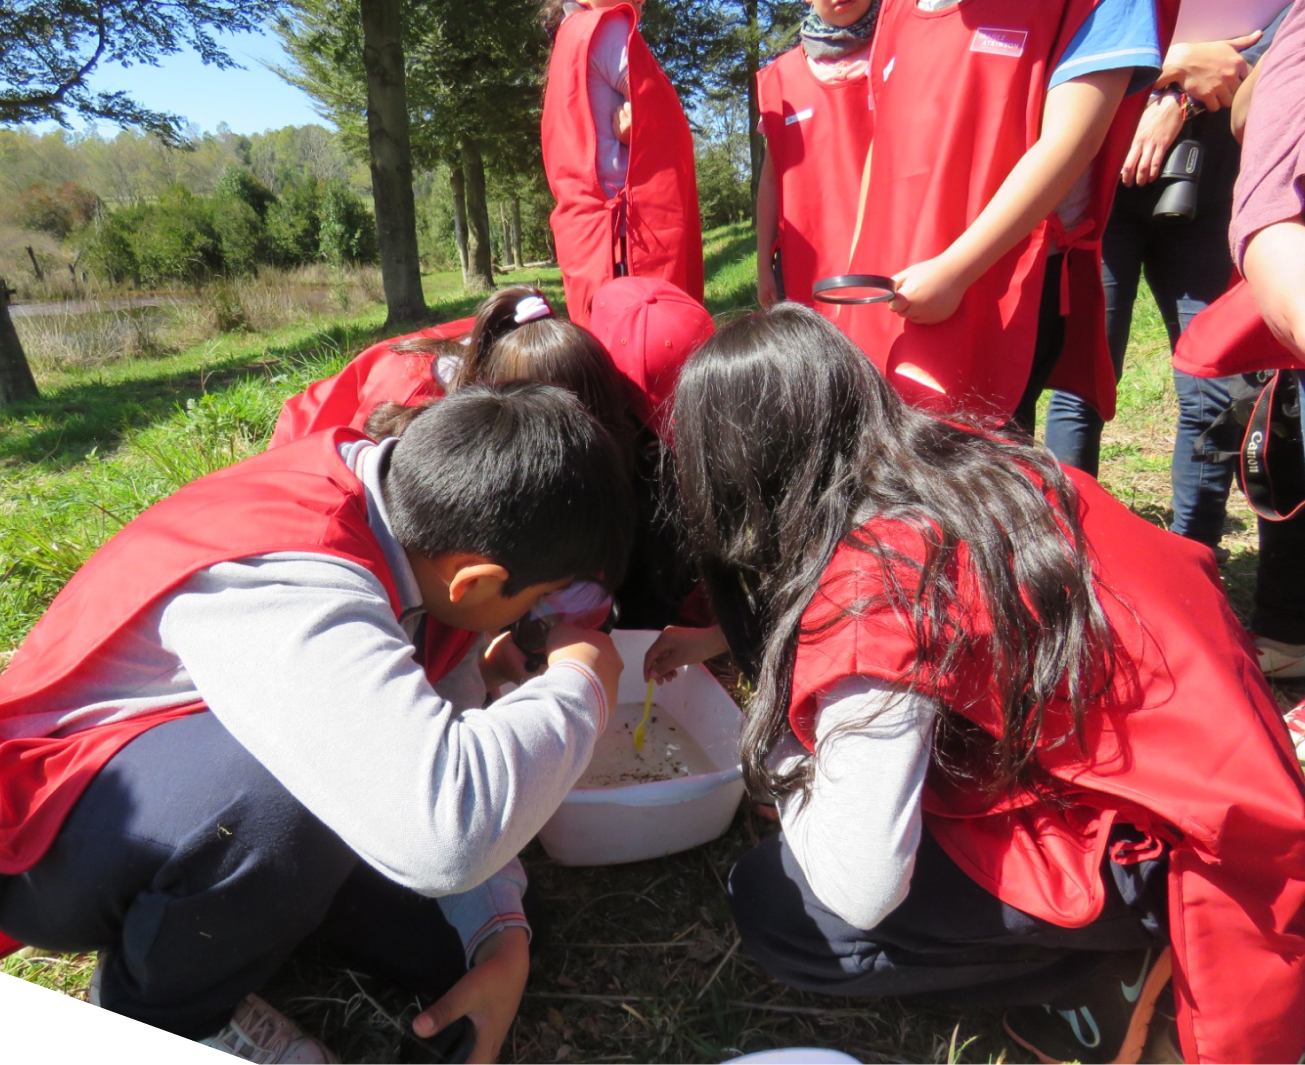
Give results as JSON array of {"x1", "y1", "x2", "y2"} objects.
[{"x1": 50, "y1": 28, "x2": 333, "y2": 138}]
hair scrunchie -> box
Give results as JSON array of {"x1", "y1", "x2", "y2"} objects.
[{"x1": 513, "y1": 295, "x2": 553, "y2": 325}]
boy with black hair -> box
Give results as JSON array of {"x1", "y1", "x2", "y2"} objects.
[{"x1": 0, "y1": 383, "x2": 634, "y2": 1063}]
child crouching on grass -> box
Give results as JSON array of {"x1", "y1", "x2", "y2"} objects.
[
  {"x1": 648, "y1": 304, "x2": 1305, "y2": 1065},
  {"x1": 0, "y1": 384, "x2": 634, "y2": 1064}
]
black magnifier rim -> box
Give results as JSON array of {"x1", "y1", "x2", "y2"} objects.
[{"x1": 811, "y1": 274, "x2": 897, "y2": 305}]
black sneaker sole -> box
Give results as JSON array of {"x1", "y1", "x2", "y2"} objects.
[{"x1": 1002, "y1": 946, "x2": 1174, "y2": 1065}]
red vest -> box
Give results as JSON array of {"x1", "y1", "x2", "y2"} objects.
[
  {"x1": 268, "y1": 318, "x2": 474, "y2": 448},
  {"x1": 541, "y1": 7, "x2": 704, "y2": 326},
  {"x1": 833, "y1": 0, "x2": 1176, "y2": 421},
  {"x1": 1173, "y1": 277, "x2": 1304, "y2": 378},
  {"x1": 789, "y1": 468, "x2": 1305, "y2": 1065},
  {"x1": 756, "y1": 47, "x2": 875, "y2": 307},
  {"x1": 0, "y1": 429, "x2": 476, "y2": 895}
]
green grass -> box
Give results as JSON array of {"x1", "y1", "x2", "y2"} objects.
[{"x1": 0, "y1": 232, "x2": 1250, "y2": 1061}]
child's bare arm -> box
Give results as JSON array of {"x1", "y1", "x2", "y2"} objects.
[
  {"x1": 1243, "y1": 220, "x2": 1305, "y2": 361},
  {"x1": 756, "y1": 151, "x2": 780, "y2": 308},
  {"x1": 890, "y1": 66, "x2": 1131, "y2": 325}
]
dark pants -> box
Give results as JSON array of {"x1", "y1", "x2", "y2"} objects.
[
  {"x1": 728, "y1": 828, "x2": 1166, "y2": 1007},
  {"x1": 0, "y1": 712, "x2": 469, "y2": 1039},
  {"x1": 1043, "y1": 183, "x2": 1236, "y2": 547}
]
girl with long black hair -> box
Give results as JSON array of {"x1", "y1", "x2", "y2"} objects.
[{"x1": 649, "y1": 304, "x2": 1305, "y2": 1065}]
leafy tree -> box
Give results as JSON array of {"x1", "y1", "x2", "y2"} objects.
[
  {"x1": 276, "y1": 0, "x2": 547, "y2": 294},
  {"x1": 15, "y1": 181, "x2": 100, "y2": 239},
  {"x1": 0, "y1": 0, "x2": 280, "y2": 144},
  {"x1": 215, "y1": 165, "x2": 278, "y2": 220}
]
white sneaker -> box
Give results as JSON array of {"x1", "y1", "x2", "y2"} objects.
[
  {"x1": 200, "y1": 995, "x2": 338, "y2": 1064},
  {"x1": 1254, "y1": 636, "x2": 1305, "y2": 679},
  {"x1": 90, "y1": 965, "x2": 334, "y2": 1064}
]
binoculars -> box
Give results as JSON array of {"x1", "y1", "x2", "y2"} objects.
[{"x1": 1152, "y1": 137, "x2": 1203, "y2": 221}]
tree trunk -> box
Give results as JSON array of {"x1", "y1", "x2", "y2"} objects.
[
  {"x1": 450, "y1": 165, "x2": 470, "y2": 278},
  {"x1": 461, "y1": 139, "x2": 494, "y2": 292},
  {"x1": 499, "y1": 202, "x2": 514, "y2": 271},
  {"x1": 359, "y1": 0, "x2": 427, "y2": 325},
  {"x1": 24, "y1": 246, "x2": 44, "y2": 283},
  {"x1": 0, "y1": 281, "x2": 40, "y2": 404},
  {"x1": 510, "y1": 197, "x2": 523, "y2": 271},
  {"x1": 746, "y1": 0, "x2": 764, "y2": 212}
]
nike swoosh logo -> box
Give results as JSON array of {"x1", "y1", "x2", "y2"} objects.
[
  {"x1": 1056, "y1": 1006, "x2": 1102, "y2": 1049},
  {"x1": 1121, "y1": 947, "x2": 1153, "y2": 1003}
]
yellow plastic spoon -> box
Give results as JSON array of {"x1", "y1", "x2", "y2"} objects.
[{"x1": 633, "y1": 678, "x2": 654, "y2": 752}]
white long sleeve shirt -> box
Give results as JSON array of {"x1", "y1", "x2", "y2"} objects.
[{"x1": 772, "y1": 675, "x2": 935, "y2": 930}]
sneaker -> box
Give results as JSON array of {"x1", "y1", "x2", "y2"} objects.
[
  {"x1": 1286, "y1": 702, "x2": 1305, "y2": 770},
  {"x1": 90, "y1": 963, "x2": 334, "y2": 1064},
  {"x1": 200, "y1": 995, "x2": 338, "y2": 1064},
  {"x1": 1003, "y1": 945, "x2": 1173, "y2": 1064},
  {"x1": 1254, "y1": 636, "x2": 1305, "y2": 680}
]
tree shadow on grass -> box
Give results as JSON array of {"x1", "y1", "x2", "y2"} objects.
[{"x1": 0, "y1": 320, "x2": 401, "y2": 470}]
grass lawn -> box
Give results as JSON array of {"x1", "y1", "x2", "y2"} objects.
[{"x1": 0, "y1": 225, "x2": 1268, "y2": 1062}]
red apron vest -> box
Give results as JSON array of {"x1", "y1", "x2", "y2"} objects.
[
  {"x1": 0, "y1": 428, "x2": 477, "y2": 891},
  {"x1": 268, "y1": 318, "x2": 473, "y2": 448},
  {"x1": 833, "y1": 0, "x2": 1176, "y2": 421},
  {"x1": 1173, "y1": 277, "x2": 1304, "y2": 378},
  {"x1": 757, "y1": 46, "x2": 876, "y2": 307},
  {"x1": 541, "y1": 7, "x2": 704, "y2": 326},
  {"x1": 788, "y1": 468, "x2": 1305, "y2": 1064}
]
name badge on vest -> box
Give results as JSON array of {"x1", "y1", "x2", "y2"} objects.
[
  {"x1": 970, "y1": 27, "x2": 1028, "y2": 58},
  {"x1": 785, "y1": 107, "x2": 814, "y2": 126}
]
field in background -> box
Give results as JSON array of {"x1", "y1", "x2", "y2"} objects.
[{"x1": 0, "y1": 225, "x2": 1248, "y2": 1061}]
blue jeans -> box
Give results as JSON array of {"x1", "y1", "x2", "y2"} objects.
[{"x1": 1044, "y1": 184, "x2": 1236, "y2": 547}]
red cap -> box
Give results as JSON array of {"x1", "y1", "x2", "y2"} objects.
[{"x1": 589, "y1": 277, "x2": 714, "y2": 437}]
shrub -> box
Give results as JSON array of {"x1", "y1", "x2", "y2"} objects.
[
  {"x1": 265, "y1": 180, "x2": 323, "y2": 268},
  {"x1": 696, "y1": 145, "x2": 752, "y2": 229},
  {"x1": 319, "y1": 179, "x2": 377, "y2": 267},
  {"x1": 130, "y1": 186, "x2": 222, "y2": 285}
]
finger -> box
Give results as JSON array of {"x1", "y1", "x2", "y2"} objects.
[
  {"x1": 413, "y1": 997, "x2": 464, "y2": 1040},
  {"x1": 1226, "y1": 30, "x2": 1262, "y2": 52}
]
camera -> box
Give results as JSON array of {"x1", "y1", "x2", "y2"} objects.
[{"x1": 1152, "y1": 137, "x2": 1203, "y2": 221}]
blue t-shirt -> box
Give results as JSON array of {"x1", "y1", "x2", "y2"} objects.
[{"x1": 1050, "y1": 0, "x2": 1161, "y2": 94}]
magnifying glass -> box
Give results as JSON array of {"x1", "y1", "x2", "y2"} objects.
[{"x1": 811, "y1": 274, "x2": 896, "y2": 305}]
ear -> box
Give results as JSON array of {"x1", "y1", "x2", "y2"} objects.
[{"x1": 447, "y1": 560, "x2": 511, "y2": 603}]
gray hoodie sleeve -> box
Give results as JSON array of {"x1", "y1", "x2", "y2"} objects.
[{"x1": 159, "y1": 553, "x2": 608, "y2": 900}]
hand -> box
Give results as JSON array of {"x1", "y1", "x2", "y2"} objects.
[
  {"x1": 612, "y1": 101, "x2": 632, "y2": 144},
  {"x1": 480, "y1": 631, "x2": 538, "y2": 691},
  {"x1": 1120, "y1": 92, "x2": 1184, "y2": 186},
  {"x1": 546, "y1": 622, "x2": 622, "y2": 708},
  {"x1": 889, "y1": 256, "x2": 969, "y2": 325},
  {"x1": 1164, "y1": 33, "x2": 1261, "y2": 111},
  {"x1": 643, "y1": 624, "x2": 728, "y2": 683},
  {"x1": 412, "y1": 927, "x2": 529, "y2": 1064},
  {"x1": 757, "y1": 263, "x2": 779, "y2": 309}
]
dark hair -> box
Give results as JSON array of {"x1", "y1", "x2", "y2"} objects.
[
  {"x1": 369, "y1": 286, "x2": 634, "y2": 457},
  {"x1": 541, "y1": 0, "x2": 569, "y2": 39},
  {"x1": 670, "y1": 304, "x2": 1119, "y2": 801},
  {"x1": 384, "y1": 382, "x2": 634, "y2": 594},
  {"x1": 453, "y1": 285, "x2": 632, "y2": 447}
]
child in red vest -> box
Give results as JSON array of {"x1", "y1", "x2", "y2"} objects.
[
  {"x1": 756, "y1": 0, "x2": 878, "y2": 308},
  {"x1": 269, "y1": 285, "x2": 628, "y2": 449},
  {"x1": 541, "y1": 0, "x2": 704, "y2": 326},
  {"x1": 589, "y1": 276, "x2": 715, "y2": 627},
  {"x1": 650, "y1": 304, "x2": 1305, "y2": 1065},
  {"x1": 0, "y1": 386, "x2": 634, "y2": 1062},
  {"x1": 833, "y1": 0, "x2": 1170, "y2": 428}
]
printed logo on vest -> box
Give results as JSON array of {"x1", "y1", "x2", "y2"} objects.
[
  {"x1": 785, "y1": 107, "x2": 814, "y2": 126},
  {"x1": 970, "y1": 27, "x2": 1028, "y2": 58}
]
